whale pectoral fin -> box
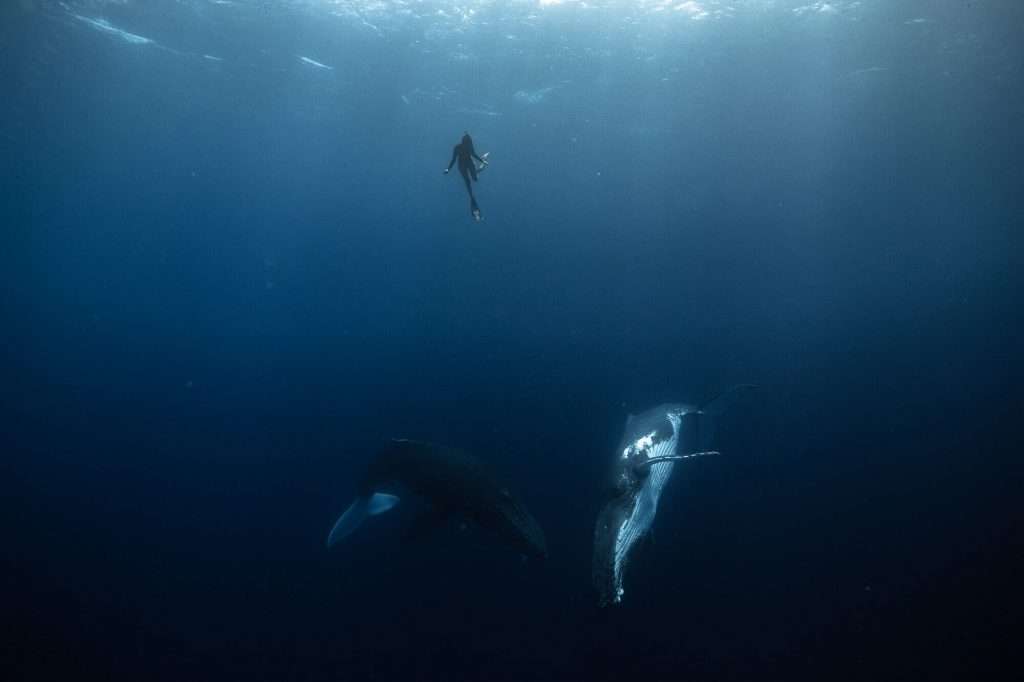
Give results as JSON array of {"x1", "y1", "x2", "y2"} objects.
[
  {"x1": 639, "y1": 451, "x2": 722, "y2": 467},
  {"x1": 367, "y1": 492, "x2": 400, "y2": 515},
  {"x1": 326, "y1": 493, "x2": 401, "y2": 549}
]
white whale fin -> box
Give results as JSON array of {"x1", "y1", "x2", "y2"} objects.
[
  {"x1": 326, "y1": 493, "x2": 400, "y2": 549},
  {"x1": 643, "y1": 451, "x2": 721, "y2": 467}
]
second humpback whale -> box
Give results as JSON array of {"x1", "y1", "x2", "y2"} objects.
[
  {"x1": 593, "y1": 387, "x2": 753, "y2": 606},
  {"x1": 327, "y1": 439, "x2": 547, "y2": 559}
]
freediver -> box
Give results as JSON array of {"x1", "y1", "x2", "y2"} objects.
[{"x1": 444, "y1": 132, "x2": 488, "y2": 221}]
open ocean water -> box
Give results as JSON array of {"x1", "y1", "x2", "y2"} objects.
[{"x1": 1, "y1": 1, "x2": 1021, "y2": 680}]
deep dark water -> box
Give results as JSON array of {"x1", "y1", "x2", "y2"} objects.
[{"x1": 2, "y1": 1, "x2": 1022, "y2": 680}]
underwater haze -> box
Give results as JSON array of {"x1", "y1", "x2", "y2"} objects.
[{"x1": 2, "y1": 1, "x2": 1021, "y2": 680}]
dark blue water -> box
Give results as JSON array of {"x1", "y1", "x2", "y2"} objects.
[{"x1": 2, "y1": 1, "x2": 1021, "y2": 680}]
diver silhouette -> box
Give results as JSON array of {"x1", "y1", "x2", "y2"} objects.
[{"x1": 444, "y1": 132, "x2": 488, "y2": 221}]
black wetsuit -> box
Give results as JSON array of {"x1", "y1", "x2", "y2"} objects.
[{"x1": 446, "y1": 135, "x2": 485, "y2": 217}]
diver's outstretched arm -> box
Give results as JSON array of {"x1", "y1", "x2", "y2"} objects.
[{"x1": 445, "y1": 146, "x2": 458, "y2": 173}]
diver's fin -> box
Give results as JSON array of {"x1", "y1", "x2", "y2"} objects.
[
  {"x1": 326, "y1": 493, "x2": 401, "y2": 549},
  {"x1": 643, "y1": 451, "x2": 721, "y2": 466},
  {"x1": 471, "y1": 197, "x2": 482, "y2": 221},
  {"x1": 699, "y1": 384, "x2": 757, "y2": 416}
]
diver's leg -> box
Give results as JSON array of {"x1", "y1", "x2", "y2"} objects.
[
  {"x1": 460, "y1": 164, "x2": 481, "y2": 220},
  {"x1": 469, "y1": 164, "x2": 479, "y2": 182}
]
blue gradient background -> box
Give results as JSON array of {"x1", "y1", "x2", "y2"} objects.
[{"x1": 2, "y1": 1, "x2": 1021, "y2": 679}]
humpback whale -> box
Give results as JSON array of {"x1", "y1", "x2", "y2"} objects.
[
  {"x1": 593, "y1": 388, "x2": 752, "y2": 606},
  {"x1": 327, "y1": 439, "x2": 547, "y2": 559}
]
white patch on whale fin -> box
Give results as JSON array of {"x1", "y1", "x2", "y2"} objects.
[
  {"x1": 326, "y1": 493, "x2": 400, "y2": 549},
  {"x1": 367, "y1": 493, "x2": 400, "y2": 515}
]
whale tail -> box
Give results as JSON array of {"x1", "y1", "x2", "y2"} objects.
[{"x1": 326, "y1": 493, "x2": 401, "y2": 549}]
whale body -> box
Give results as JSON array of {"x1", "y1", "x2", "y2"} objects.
[
  {"x1": 327, "y1": 439, "x2": 547, "y2": 560},
  {"x1": 592, "y1": 402, "x2": 723, "y2": 606}
]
